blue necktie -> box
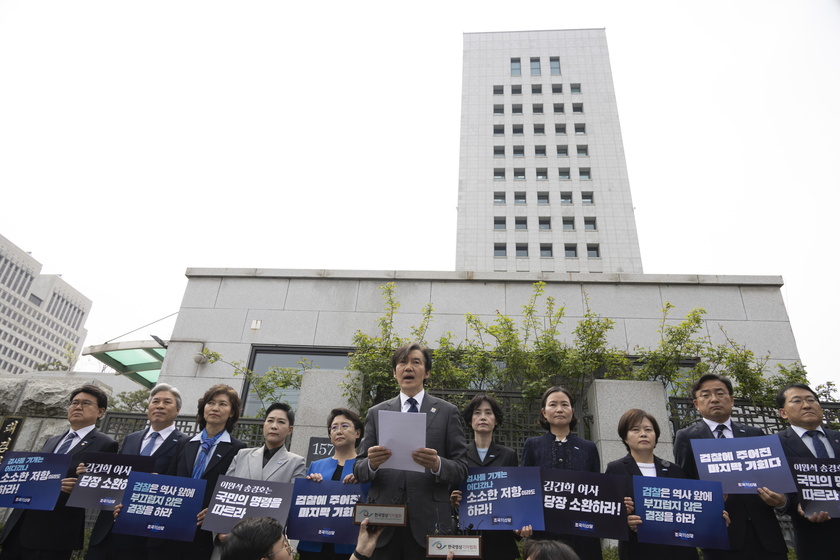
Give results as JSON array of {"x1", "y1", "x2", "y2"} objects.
[
  {"x1": 806, "y1": 430, "x2": 830, "y2": 459},
  {"x1": 407, "y1": 397, "x2": 419, "y2": 413},
  {"x1": 714, "y1": 424, "x2": 726, "y2": 439},
  {"x1": 140, "y1": 432, "x2": 159, "y2": 456},
  {"x1": 55, "y1": 432, "x2": 77, "y2": 454}
]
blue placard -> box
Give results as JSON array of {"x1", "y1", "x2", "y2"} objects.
[
  {"x1": 0, "y1": 452, "x2": 71, "y2": 510},
  {"x1": 202, "y1": 475, "x2": 295, "y2": 534},
  {"x1": 112, "y1": 471, "x2": 206, "y2": 542},
  {"x1": 691, "y1": 435, "x2": 796, "y2": 494},
  {"x1": 287, "y1": 479, "x2": 369, "y2": 544},
  {"x1": 66, "y1": 452, "x2": 156, "y2": 510},
  {"x1": 633, "y1": 475, "x2": 728, "y2": 549},
  {"x1": 457, "y1": 467, "x2": 545, "y2": 532},
  {"x1": 541, "y1": 469, "x2": 627, "y2": 540},
  {"x1": 789, "y1": 457, "x2": 840, "y2": 517}
]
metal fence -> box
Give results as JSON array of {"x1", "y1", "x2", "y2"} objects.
[{"x1": 667, "y1": 397, "x2": 840, "y2": 436}]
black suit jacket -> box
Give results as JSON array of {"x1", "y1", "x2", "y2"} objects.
[
  {"x1": 461, "y1": 442, "x2": 519, "y2": 560},
  {"x1": 87, "y1": 426, "x2": 187, "y2": 551},
  {"x1": 777, "y1": 426, "x2": 840, "y2": 560},
  {"x1": 0, "y1": 427, "x2": 118, "y2": 552},
  {"x1": 464, "y1": 441, "x2": 518, "y2": 468},
  {"x1": 604, "y1": 454, "x2": 697, "y2": 560},
  {"x1": 673, "y1": 420, "x2": 786, "y2": 556},
  {"x1": 152, "y1": 432, "x2": 245, "y2": 560},
  {"x1": 354, "y1": 394, "x2": 469, "y2": 548}
]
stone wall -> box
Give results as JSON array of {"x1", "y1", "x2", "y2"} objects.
[{"x1": 0, "y1": 375, "x2": 114, "y2": 454}]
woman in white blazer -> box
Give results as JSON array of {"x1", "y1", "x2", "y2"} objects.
[{"x1": 210, "y1": 402, "x2": 306, "y2": 560}]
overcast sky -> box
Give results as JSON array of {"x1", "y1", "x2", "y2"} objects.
[{"x1": 1, "y1": 0, "x2": 837, "y2": 388}]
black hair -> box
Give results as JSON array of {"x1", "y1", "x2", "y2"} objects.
[
  {"x1": 326, "y1": 408, "x2": 363, "y2": 446},
  {"x1": 523, "y1": 539, "x2": 580, "y2": 560},
  {"x1": 691, "y1": 373, "x2": 733, "y2": 398},
  {"x1": 537, "y1": 386, "x2": 577, "y2": 431},
  {"x1": 221, "y1": 517, "x2": 284, "y2": 560},
  {"x1": 775, "y1": 383, "x2": 819, "y2": 409},
  {"x1": 617, "y1": 408, "x2": 661, "y2": 453},
  {"x1": 266, "y1": 402, "x2": 295, "y2": 426},
  {"x1": 197, "y1": 384, "x2": 241, "y2": 432},
  {"x1": 71, "y1": 384, "x2": 109, "y2": 409},
  {"x1": 391, "y1": 343, "x2": 432, "y2": 373},
  {"x1": 462, "y1": 394, "x2": 505, "y2": 428}
]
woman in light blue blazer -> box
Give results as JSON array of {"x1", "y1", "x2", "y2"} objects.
[{"x1": 297, "y1": 408, "x2": 364, "y2": 560}]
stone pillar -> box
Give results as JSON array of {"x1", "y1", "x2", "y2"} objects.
[
  {"x1": 586, "y1": 379, "x2": 672, "y2": 472},
  {"x1": 289, "y1": 369, "x2": 358, "y2": 459}
]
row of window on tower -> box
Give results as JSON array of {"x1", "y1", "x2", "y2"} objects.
[
  {"x1": 494, "y1": 103, "x2": 583, "y2": 115},
  {"x1": 494, "y1": 168, "x2": 592, "y2": 180},
  {"x1": 511, "y1": 57, "x2": 561, "y2": 77},
  {"x1": 496, "y1": 145, "x2": 588, "y2": 157},
  {"x1": 493, "y1": 216, "x2": 597, "y2": 231},
  {"x1": 494, "y1": 83, "x2": 581, "y2": 95},
  {"x1": 494, "y1": 243, "x2": 600, "y2": 258},
  {"x1": 494, "y1": 191, "x2": 595, "y2": 205},
  {"x1": 494, "y1": 123, "x2": 586, "y2": 135}
]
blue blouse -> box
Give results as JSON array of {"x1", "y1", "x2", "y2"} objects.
[{"x1": 296, "y1": 457, "x2": 357, "y2": 554}]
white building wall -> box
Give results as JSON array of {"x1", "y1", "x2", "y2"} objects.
[
  {"x1": 455, "y1": 29, "x2": 643, "y2": 274},
  {"x1": 160, "y1": 268, "x2": 799, "y2": 418}
]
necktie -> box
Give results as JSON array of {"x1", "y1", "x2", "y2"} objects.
[
  {"x1": 714, "y1": 424, "x2": 726, "y2": 439},
  {"x1": 55, "y1": 432, "x2": 77, "y2": 454},
  {"x1": 192, "y1": 431, "x2": 222, "y2": 479},
  {"x1": 806, "y1": 430, "x2": 830, "y2": 459},
  {"x1": 407, "y1": 397, "x2": 419, "y2": 413},
  {"x1": 140, "y1": 432, "x2": 159, "y2": 456}
]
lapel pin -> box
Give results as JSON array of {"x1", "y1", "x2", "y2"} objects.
[{"x1": 431, "y1": 408, "x2": 437, "y2": 413}]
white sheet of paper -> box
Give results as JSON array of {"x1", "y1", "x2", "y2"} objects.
[{"x1": 378, "y1": 409, "x2": 426, "y2": 473}]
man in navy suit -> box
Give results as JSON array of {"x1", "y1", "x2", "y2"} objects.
[
  {"x1": 673, "y1": 373, "x2": 787, "y2": 560},
  {"x1": 85, "y1": 383, "x2": 187, "y2": 560},
  {"x1": 775, "y1": 383, "x2": 840, "y2": 560},
  {"x1": 0, "y1": 383, "x2": 119, "y2": 560},
  {"x1": 354, "y1": 343, "x2": 468, "y2": 560}
]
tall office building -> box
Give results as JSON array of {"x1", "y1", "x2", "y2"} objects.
[
  {"x1": 456, "y1": 29, "x2": 644, "y2": 274},
  {"x1": 0, "y1": 234, "x2": 92, "y2": 374}
]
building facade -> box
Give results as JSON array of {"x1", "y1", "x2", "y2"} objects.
[
  {"x1": 158, "y1": 268, "x2": 801, "y2": 458},
  {"x1": 456, "y1": 29, "x2": 643, "y2": 274},
  {"x1": 0, "y1": 234, "x2": 92, "y2": 374},
  {"x1": 152, "y1": 30, "x2": 800, "y2": 461}
]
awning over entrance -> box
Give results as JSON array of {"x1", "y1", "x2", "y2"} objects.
[{"x1": 83, "y1": 340, "x2": 166, "y2": 389}]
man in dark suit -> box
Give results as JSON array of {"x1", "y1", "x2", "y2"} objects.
[
  {"x1": 353, "y1": 343, "x2": 469, "y2": 560},
  {"x1": 85, "y1": 383, "x2": 187, "y2": 560},
  {"x1": 775, "y1": 383, "x2": 840, "y2": 560},
  {"x1": 0, "y1": 383, "x2": 119, "y2": 560},
  {"x1": 673, "y1": 373, "x2": 787, "y2": 560}
]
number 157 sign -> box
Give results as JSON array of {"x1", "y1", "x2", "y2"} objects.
[{"x1": 306, "y1": 437, "x2": 335, "y2": 466}]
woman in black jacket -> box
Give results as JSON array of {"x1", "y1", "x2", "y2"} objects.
[
  {"x1": 604, "y1": 408, "x2": 699, "y2": 560},
  {"x1": 451, "y1": 394, "x2": 531, "y2": 560}
]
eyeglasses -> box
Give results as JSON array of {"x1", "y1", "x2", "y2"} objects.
[
  {"x1": 696, "y1": 389, "x2": 729, "y2": 400},
  {"x1": 787, "y1": 397, "x2": 819, "y2": 406},
  {"x1": 69, "y1": 400, "x2": 97, "y2": 409},
  {"x1": 266, "y1": 537, "x2": 294, "y2": 559}
]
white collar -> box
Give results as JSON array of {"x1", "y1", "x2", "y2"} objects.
[
  {"x1": 146, "y1": 424, "x2": 176, "y2": 442},
  {"x1": 702, "y1": 417, "x2": 732, "y2": 435},
  {"x1": 791, "y1": 424, "x2": 826, "y2": 438},
  {"x1": 400, "y1": 390, "x2": 425, "y2": 411}
]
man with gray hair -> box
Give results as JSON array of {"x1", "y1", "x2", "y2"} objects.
[{"x1": 85, "y1": 383, "x2": 188, "y2": 560}]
